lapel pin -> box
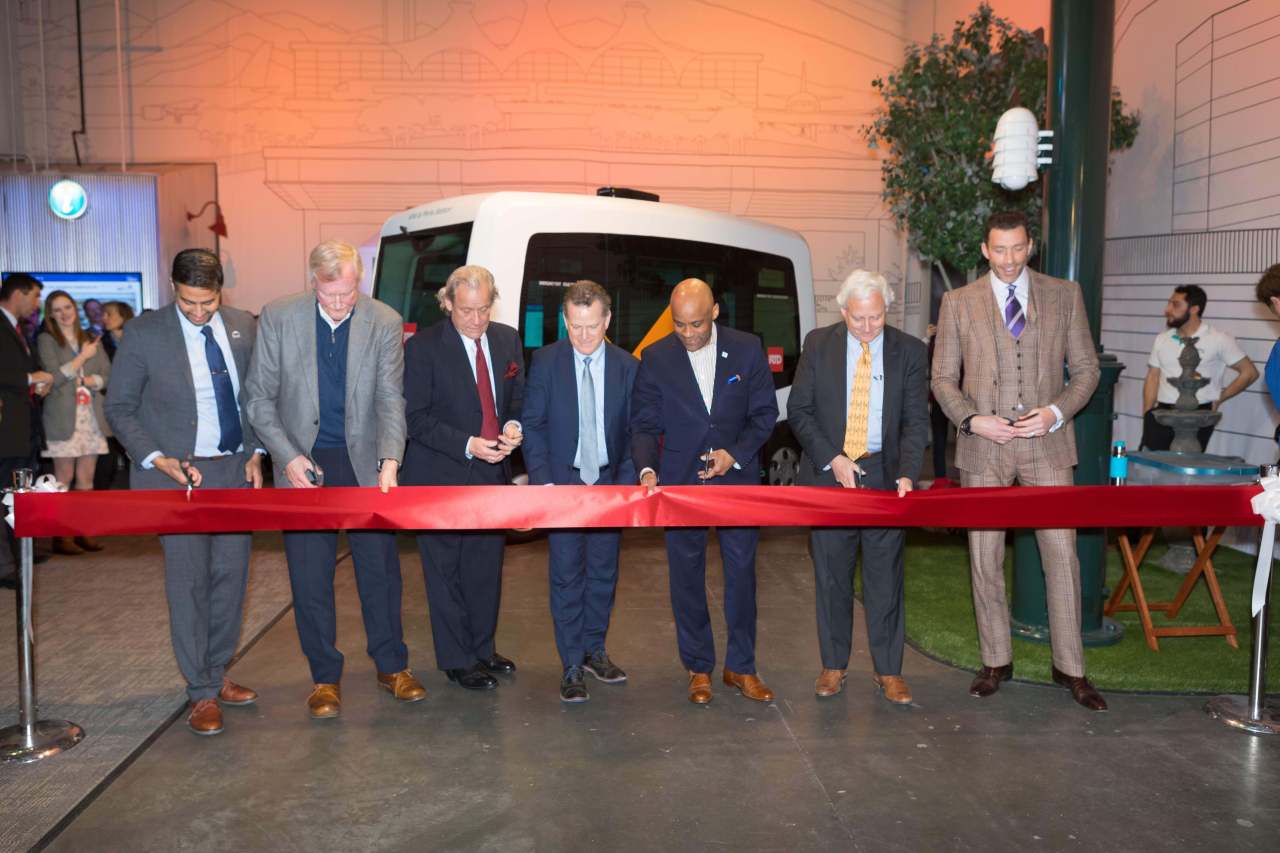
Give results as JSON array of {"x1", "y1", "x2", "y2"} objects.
[
  {"x1": 727, "y1": 374, "x2": 741, "y2": 385},
  {"x1": 720, "y1": 351, "x2": 728, "y2": 358},
  {"x1": 231, "y1": 330, "x2": 241, "y2": 339}
]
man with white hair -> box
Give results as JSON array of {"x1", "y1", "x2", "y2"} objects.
[
  {"x1": 246, "y1": 239, "x2": 422, "y2": 720},
  {"x1": 788, "y1": 270, "x2": 929, "y2": 704},
  {"x1": 400, "y1": 265, "x2": 525, "y2": 691}
]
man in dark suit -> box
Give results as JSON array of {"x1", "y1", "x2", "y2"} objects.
[
  {"x1": 104, "y1": 250, "x2": 263, "y2": 736},
  {"x1": 632, "y1": 278, "x2": 780, "y2": 705},
  {"x1": 401, "y1": 265, "x2": 524, "y2": 690},
  {"x1": 788, "y1": 270, "x2": 929, "y2": 704},
  {"x1": 0, "y1": 274, "x2": 52, "y2": 587},
  {"x1": 245, "y1": 239, "x2": 420, "y2": 719},
  {"x1": 523, "y1": 281, "x2": 638, "y2": 702}
]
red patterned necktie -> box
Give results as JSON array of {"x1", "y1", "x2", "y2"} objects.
[{"x1": 474, "y1": 341, "x2": 500, "y2": 440}]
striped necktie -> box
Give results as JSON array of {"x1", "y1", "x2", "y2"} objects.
[{"x1": 1005, "y1": 284, "x2": 1025, "y2": 338}]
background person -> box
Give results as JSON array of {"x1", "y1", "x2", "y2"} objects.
[
  {"x1": 0, "y1": 274, "x2": 52, "y2": 588},
  {"x1": 1140, "y1": 285, "x2": 1257, "y2": 452},
  {"x1": 37, "y1": 290, "x2": 111, "y2": 555}
]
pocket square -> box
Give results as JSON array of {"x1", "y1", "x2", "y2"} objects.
[{"x1": 504, "y1": 361, "x2": 520, "y2": 379}]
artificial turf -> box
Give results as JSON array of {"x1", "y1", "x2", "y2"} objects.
[{"x1": 900, "y1": 529, "x2": 1280, "y2": 693}]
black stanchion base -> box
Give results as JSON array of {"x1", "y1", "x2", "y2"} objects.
[
  {"x1": 1204, "y1": 696, "x2": 1280, "y2": 735},
  {"x1": 0, "y1": 719, "x2": 86, "y2": 764},
  {"x1": 1010, "y1": 615, "x2": 1125, "y2": 648}
]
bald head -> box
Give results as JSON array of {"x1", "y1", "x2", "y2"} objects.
[{"x1": 670, "y1": 278, "x2": 719, "y2": 352}]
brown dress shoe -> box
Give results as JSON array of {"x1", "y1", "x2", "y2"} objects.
[
  {"x1": 187, "y1": 698, "x2": 223, "y2": 736},
  {"x1": 307, "y1": 683, "x2": 341, "y2": 719},
  {"x1": 688, "y1": 671, "x2": 713, "y2": 705},
  {"x1": 873, "y1": 674, "x2": 913, "y2": 705},
  {"x1": 218, "y1": 678, "x2": 258, "y2": 706},
  {"x1": 1051, "y1": 666, "x2": 1108, "y2": 712},
  {"x1": 969, "y1": 664, "x2": 1013, "y2": 698},
  {"x1": 723, "y1": 669, "x2": 775, "y2": 702},
  {"x1": 815, "y1": 668, "x2": 847, "y2": 697},
  {"x1": 74, "y1": 536, "x2": 104, "y2": 552},
  {"x1": 53, "y1": 537, "x2": 84, "y2": 556},
  {"x1": 378, "y1": 669, "x2": 427, "y2": 702}
]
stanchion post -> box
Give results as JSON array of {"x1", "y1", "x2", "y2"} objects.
[
  {"x1": 1205, "y1": 521, "x2": 1280, "y2": 734},
  {"x1": 0, "y1": 473, "x2": 86, "y2": 763}
]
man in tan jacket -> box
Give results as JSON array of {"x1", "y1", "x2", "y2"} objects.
[{"x1": 931, "y1": 210, "x2": 1106, "y2": 712}]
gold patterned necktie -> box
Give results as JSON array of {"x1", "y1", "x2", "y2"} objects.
[{"x1": 843, "y1": 341, "x2": 872, "y2": 460}]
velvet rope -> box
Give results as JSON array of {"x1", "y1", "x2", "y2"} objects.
[{"x1": 11, "y1": 484, "x2": 1263, "y2": 538}]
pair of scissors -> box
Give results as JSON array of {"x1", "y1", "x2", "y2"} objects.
[{"x1": 182, "y1": 459, "x2": 195, "y2": 502}]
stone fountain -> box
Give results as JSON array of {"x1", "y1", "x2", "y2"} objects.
[{"x1": 1152, "y1": 335, "x2": 1222, "y2": 453}]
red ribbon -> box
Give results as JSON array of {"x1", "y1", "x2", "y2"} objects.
[{"x1": 11, "y1": 484, "x2": 1263, "y2": 538}]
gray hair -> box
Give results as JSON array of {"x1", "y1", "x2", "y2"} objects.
[
  {"x1": 836, "y1": 269, "x2": 894, "y2": 309},
  {"x1": 563, "y1": 280, "x2": 611, "y2": 313},
  {"x1": 437, "y1": 264, "x2": 497, "y2": 310},
  {"x1": 309, "y1": 239, "x2": 363, "y2": 284}
]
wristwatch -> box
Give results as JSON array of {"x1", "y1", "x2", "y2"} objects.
[
  {"x1": 960, "y1": 414, "x2": 976, "y2": 436},
  {"x1": 376, "y1": 458, "x2": 394, "y2": 472}
]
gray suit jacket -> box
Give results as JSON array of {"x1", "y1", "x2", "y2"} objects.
[
  {"x1": 245, "y1": 292, "x2": 406, "y2": 488},
  {"x1": 38, "y1": 333, "x2": 113, "y2": 442},
  {"x1": 104, "y1": 304, "x2": 260, "y2": 475}
]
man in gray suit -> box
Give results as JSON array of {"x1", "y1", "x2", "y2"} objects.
[
  {"x1": 105, "y1": 249, "x2": 263, "y2": 736},
  {"x1": 245, "y1": 239, "x2": 421, "y2": 719}
]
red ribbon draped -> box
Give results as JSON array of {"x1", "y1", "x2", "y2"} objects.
[{"x1": 11, "y1": 484, "x2": 1263, "y2": 538}]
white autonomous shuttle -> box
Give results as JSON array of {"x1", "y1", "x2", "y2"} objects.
[{"x1": 372, "y1": 189, "x2": 816, "y2": 485}]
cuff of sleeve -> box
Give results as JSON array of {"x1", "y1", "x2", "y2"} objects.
[
  {"x1": 504, "y1": 420, "x2": 522, "y2": 434},
  {"x1": 60, "y1": 364, "x2": 76, "y2": 380},
  {"x1": 254, "y1": 448, "x2": 267, "y2": 456},
  {"x1": 141, "y1": 451, "x2": 162, "y2": 469},
  {"x1": 1048, "y1": 404, "x2": 1065, "y2": 433},
  {"x1": 463, "y1": 438, "x2": 473, "y2": 460},
  {"x1": 639, "y1": 467, "x2": 655, "y2": 481}
]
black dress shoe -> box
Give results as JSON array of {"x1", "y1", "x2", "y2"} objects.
[
  {"x1": 446, "y1": 666, "x2": 498, "y2": 690},
  {"x1": 968, "y1": 664, "x2": 1013, "y2": 697},
  {"x1": 1051, "y1": 666, "x2": 1108, "y2": 712},
  {"x1": 560, "y1": 666, "x2": 589, "y2": 703},
  {"x1": 0, "y1": 574, "x2": 15, "y2": 590},
  {"x1": 478, "y1": 653, "x2": 516, "y2": 675}
]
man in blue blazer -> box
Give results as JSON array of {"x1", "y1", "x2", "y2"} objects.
[
  {"x1": 523, "y1": 281, "x2": 639, "y2": 703},
  {"x1": 631, "y1": 279, "x2": 780, "y2": 705},
  {"x1": 401, "y1": 265, "x2": 524, "y2": 691}
]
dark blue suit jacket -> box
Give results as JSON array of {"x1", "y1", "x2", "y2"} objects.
[
  {"x1": 630, "y1": 324, "x2": 779, "y2": 486},
  {"x1": 523, "y1": 339, "x2": 639, "y2": 486},
  {"x1": 400, "y1": 319, "x2": 524, "y2": 486}
]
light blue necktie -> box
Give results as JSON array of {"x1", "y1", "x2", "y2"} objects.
[{"x1": 577, "y1": 356, "x2": 600, "y2": 485}]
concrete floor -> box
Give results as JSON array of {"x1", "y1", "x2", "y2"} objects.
[{"x1": 40, "y1": 528, "x2": 1280, "y2": 852}]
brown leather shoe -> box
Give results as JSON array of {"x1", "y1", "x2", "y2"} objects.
[
  {"x1": 187, "y1": 698, "x2": 223, "y2": 736},
  {"x1": 723, "y1": 669, "x2": 775, "y2": 702},
  {"x1": 969, "y1": 664, "x2": 1013, "y2": 698},
  {"x1": 377, "y1": 669, "x2": 427, "y2": 702},
  {"x1": 1051, "y1": 666, "x2": 1108, "y2": 712},
  {"x1": 74, "y1": 536, "x2": 104, "y2": 552},
  {"x1": 53, "y1": 537, "x2": 84, "y2": 556},
  {"x1": 307, "y1": 683, "x2": 341, "y2": 719},
  {"x1": 688, "y1": 671, "x2": 713, "y2": 705},
  {"x1": 218, "y1": 677, "x2": 258, "y2": 706},
  {"x1": 815, "y1": 668, "x2": 847, "y2": 697},
  {"x1": 873, "y1": 673, "x2": 913, "y2": 705}
]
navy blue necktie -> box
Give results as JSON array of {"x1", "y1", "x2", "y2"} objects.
[{"x1": 201, "y1": 326, "x2": 242, "y2": 454}]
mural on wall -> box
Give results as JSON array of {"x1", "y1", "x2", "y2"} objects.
[
  {"x1": 9, "y1": 0, "x2": 924, "y2": 328},
  {"x1": 1105, "y1": 0, "x2": 1280, "y2": 465}
]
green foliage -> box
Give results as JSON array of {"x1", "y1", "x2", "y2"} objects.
[{"x1": 864, "y1": 3, "x2": 1140, "y2": 275}]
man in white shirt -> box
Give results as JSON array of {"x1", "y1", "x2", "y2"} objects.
[{"x1": 1141, "y1": 285, "x2": 1258, "y2": 452}]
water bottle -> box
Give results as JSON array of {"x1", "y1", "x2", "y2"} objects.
[{"x1": 1109, "y1": 440, "x2": 1128, "y2": 486}]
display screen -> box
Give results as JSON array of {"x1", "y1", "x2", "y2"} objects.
[{"x1": 1, "y1": 271, "x2": 144, "y2": 327}]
